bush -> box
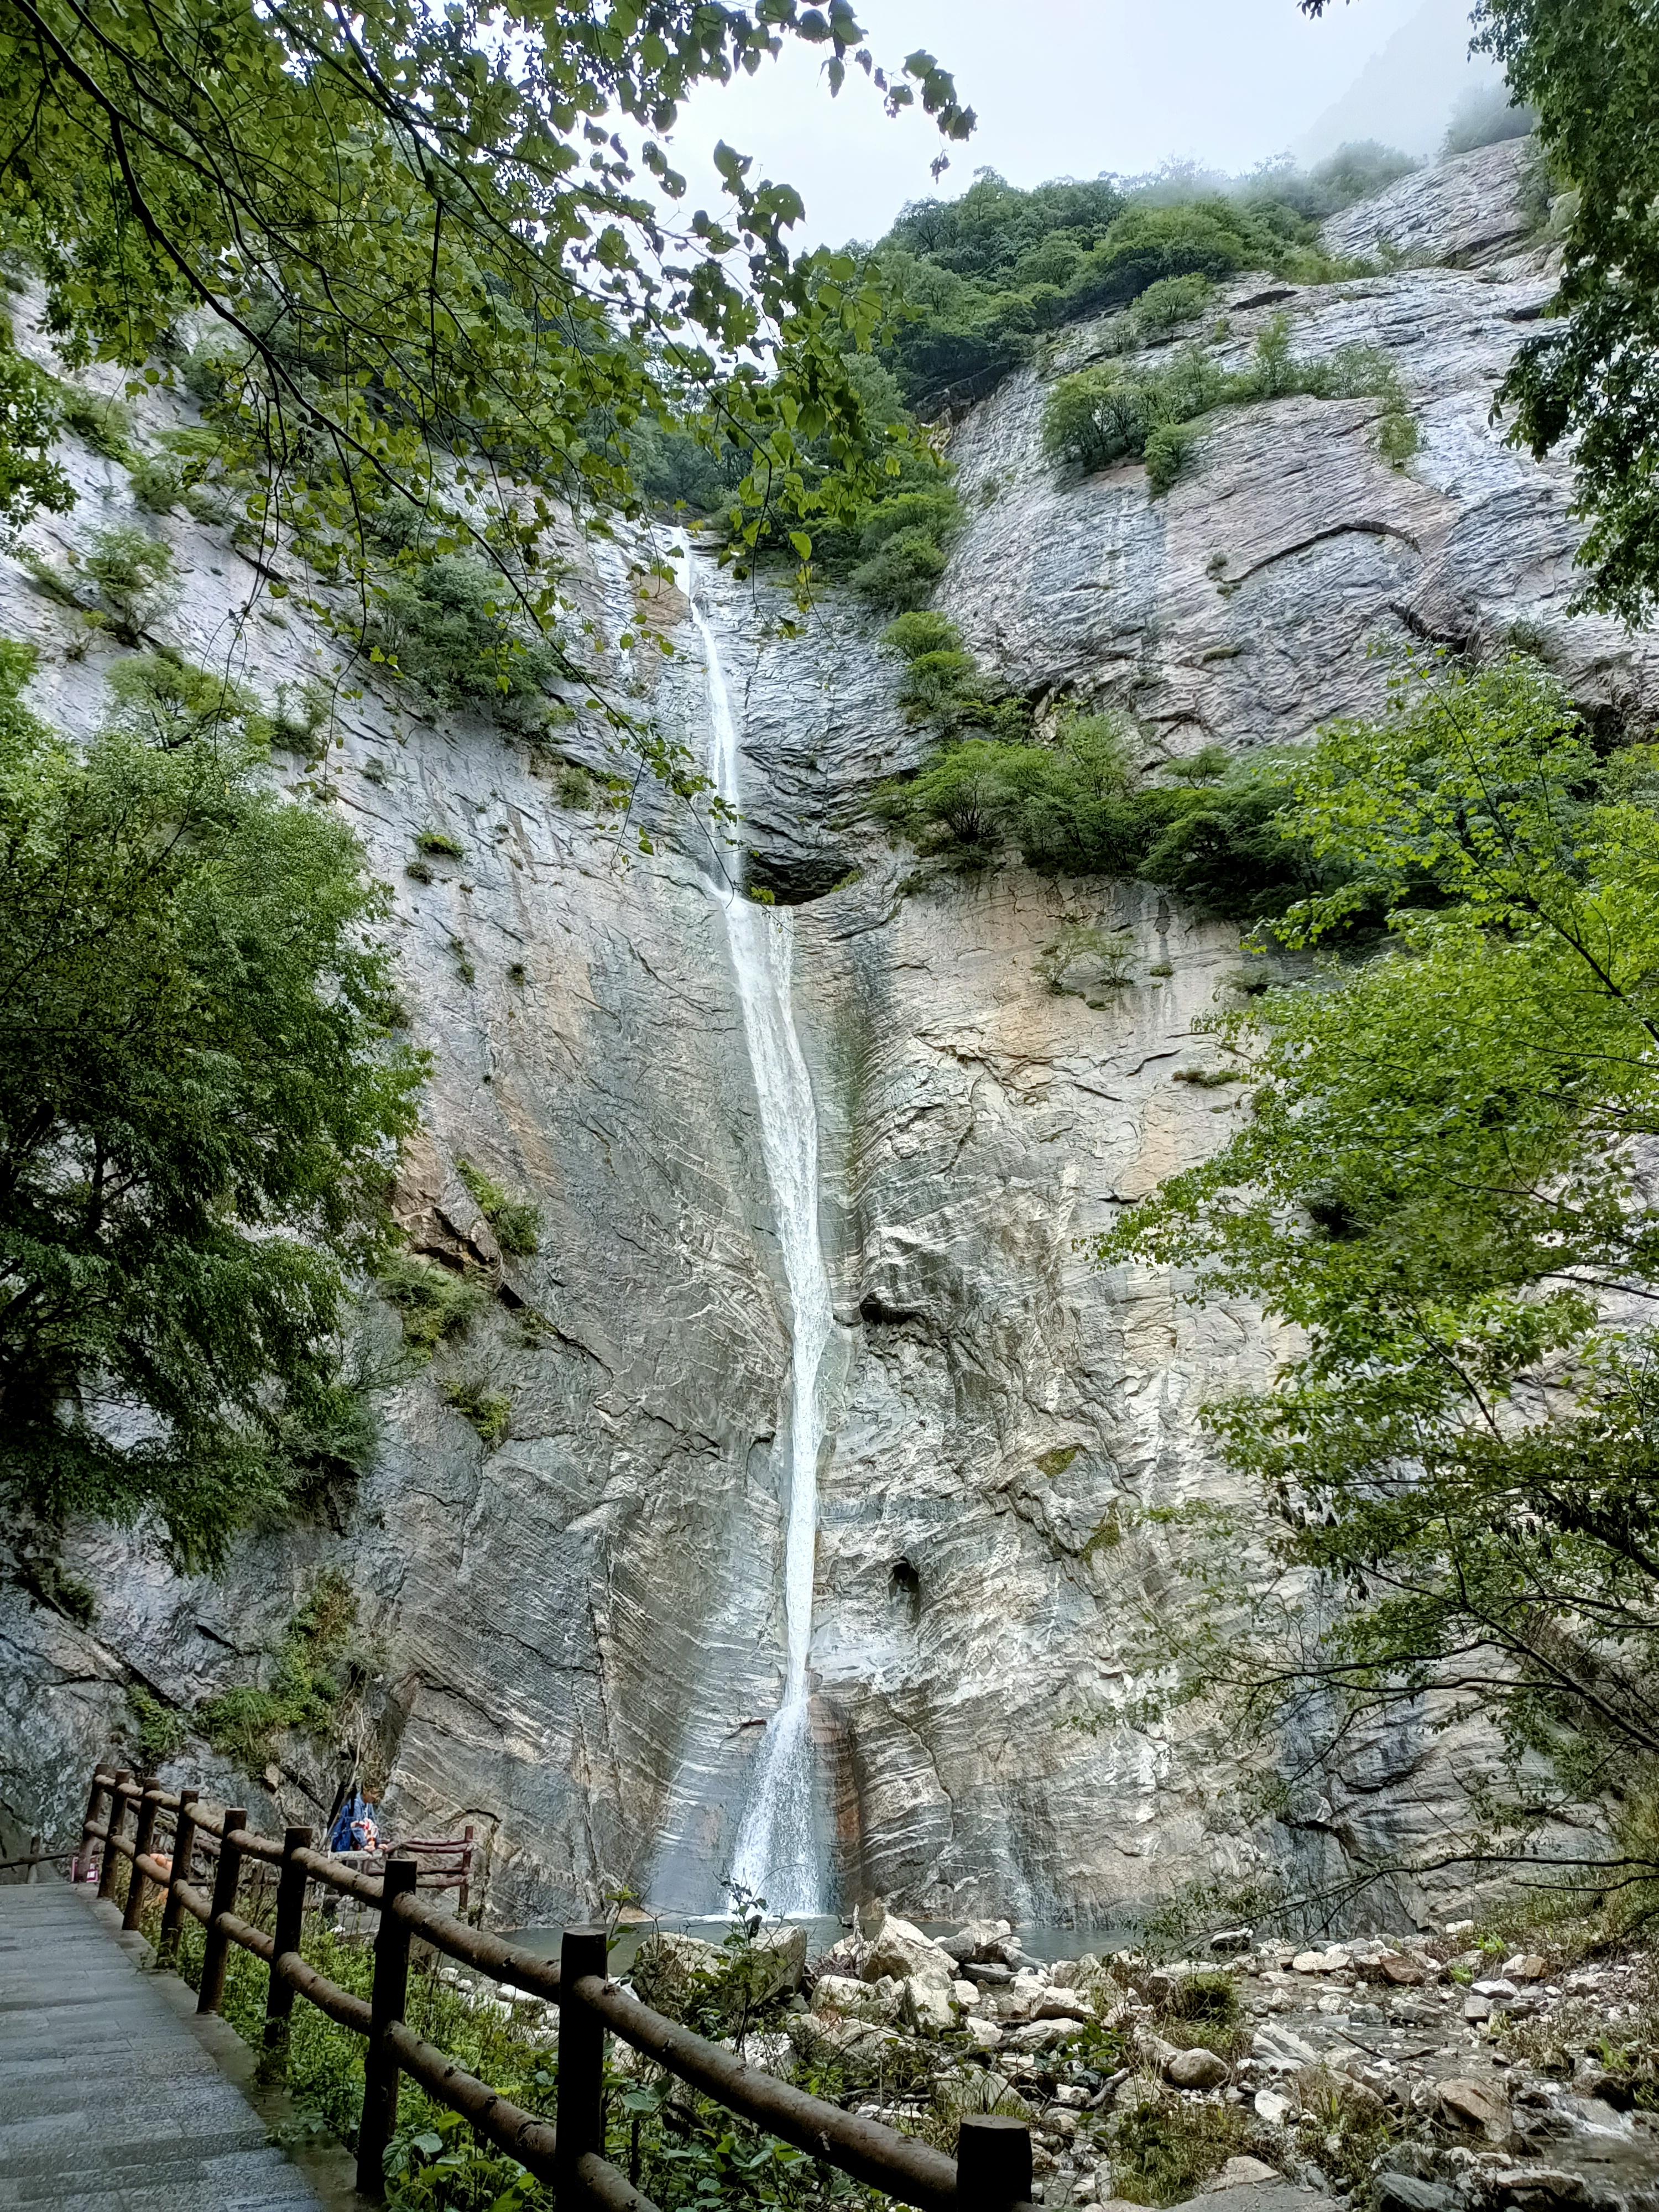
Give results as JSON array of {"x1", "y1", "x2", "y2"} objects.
[
  {"x1": 1108, "y1": 2096, "x2": 1255, "y2": 2206},
  {"x1": 1045, "y1": 315, "x2": 1417, "y2": 489},
  {"x1": 849, "y1": 526, "x2": 948, "y2": 611},
  {"x1": 81, "y1": 525, "x2": 177, "y2": 638},
  {"x1": 414, "y1": 826, "x2": 464, "y2": 859},
  {"x1": 441, "y1": 1378, "x2": 510, "y2": 1447},
  {"x1": 366, "y1": 555, "x2": 565, "y2": 732},
  {"x1": 881, "y1": 611, "x2": 963, "y2": 659},
  {"x1": 456, "y1": 1158, "x2": 540, "y2": 1257},
  {"x1": 377, "y1": 1252, "x2": 487, "y2": 1353},
  {"x1": 885, "y1": 716, "x2": 1322, "y2": 920},
  {"x1": 197, "y1": 1570, "x2": 364, "y2": 1772},
  {"x1": 58, "y1": 386, "x2": 135, "y2": 463},
  {"x1": 105, "y1": 651, "x2": 268, "y2": 751},
  {"x1": 128, "y1": 455, "x2": 184, "y2": 513}
]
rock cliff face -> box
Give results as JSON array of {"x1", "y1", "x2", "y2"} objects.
[{"x1": 1, "y1": 138, "x2": 1643, "y2": 1928}]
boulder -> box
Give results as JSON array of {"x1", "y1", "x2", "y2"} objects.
[
  {"x1": 1203, "y1": 2158, "x2": 1280, "y2": 2190},
  {"x1": 1290, "y1": 1948, "x2": 1352, "y2": 1974},
  {"x1": 1209, "y1": 1929, "x2": 1254, "y2": 1955},
  {"x1": 1484, "y1": 2171, "x2": 1589, "y2": 2212},
  {"x1": 1438, "y1": 2077, "x2": 1511, "y2": 2140},
  {"x1": 863, "y1": 1924, "x2": 957, "y2": 1993},
  {"x1": 811, "y1": 1973, "x2": 904, "y2": 2024},
  {"x1": 902, "y1": 1978, "x2": 956, "y2": 2032},
  {"x1": 1501, "y1": 1955, "x2": 1548, "y2": 1985},
  {"x1": 1011, "y1": 2018, "x2": 1087, "y2": 2053},
  {"x1": 1374, "y1": 2176, "x2": 1455, "y2": 2212},
  {"x1": 1253, "y1": 2090, "x2": 1290, "y2": 2125},
  {"x1": 1166, "y1": 2047, "x2": 1231, "y2": 2090},
  {"x1": 1172, "y1": 2187, "x2": 1329, "y2": 2212},
  {"x1": 1377, "y1": 1954, "x2": 1427, "y2": 1986},
  {"x1": 954, "y1": 1978, "x2": 982, "y2": 2008},
  {"x1": 750, "y1": 1925, "x2": 809, "y2": 2000},
  {"x1": 1036, "y1": 1989, "x2": 1095, "y2": 2024},
  {"x1": 966, "y1": 2016, "x2": 1004, "y2": 2051},
  {"x1": 630, "y1": 1929, "x2": 723, "y2": 2012},
  {"x1": 941, "y1": 1919, "x2": 1006, "y2": 1965},
  {"x1": 1464, "y1": 1996, "x2": 1493, "y2": 2023},
  {"x1": 964, "y1": 1961, "x2": 1015, "y2": 1986}
]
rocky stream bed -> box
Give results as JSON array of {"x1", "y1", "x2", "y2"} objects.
[{"x1": 471, "y1": 1907, "x2": 1659, "y2": 2212}]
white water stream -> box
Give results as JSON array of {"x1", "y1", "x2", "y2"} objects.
[{"x1": 674, "y1": 535, "x2": 831, "y2": 1917}]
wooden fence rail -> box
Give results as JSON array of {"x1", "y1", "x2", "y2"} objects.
[{"x1": 74, "y1": 1765, "x2": 1033, "y2": 2212}]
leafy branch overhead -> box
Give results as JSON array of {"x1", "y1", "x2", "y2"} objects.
[{"x1": 0, "y1": 0, "x2": 973, "y2": 628}]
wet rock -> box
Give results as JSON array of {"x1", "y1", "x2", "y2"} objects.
[
  {"x1": 1166, "y1": 2048, "x2": 1232, "y2": 2090},
  {"x1": 1438, "y1": 2077, "x2": 1512, "y2": 2141}
]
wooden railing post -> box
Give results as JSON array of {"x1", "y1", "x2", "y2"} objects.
[
  {"x1": 97, "y1": 1772, "x2": 133, "y2": 1901},
  {"x1": 197, "y1": 1806, "x2": 247, "y2": 2015},
  {"x1": 356, "y1": 1853, "x2": 418, "y2": 2197},
  {"x1": 122, "y1": 1776, "x2": 162, "y2": 1931},
  {"x1": 556, "y1": 1925, "x2": 610, "y2": 2206},
  {"x1": 458, "y1": 1824, "x2": 474, "y2": 1920},
  {"x1": 159, "y1": 1788, "x2": 198, "y2": 1965},
  {"x1": 263, "y1": 1824, "x2": 313, "y2": 2059},
  {"x1": 956, "y1": 2115, "x2": 1032, "y2": 2212},
  {"x1": 76, "y1": 1765, "x2": 113, "y2": 1884}
]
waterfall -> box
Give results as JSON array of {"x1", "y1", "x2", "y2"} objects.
[{"x1": 674, "y1": 534, "x2": 831, "y2": 1917}]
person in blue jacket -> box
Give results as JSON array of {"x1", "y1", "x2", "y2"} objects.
[{"x1": 327, "y1": 1787, "x2": 379, "y2": 1854}]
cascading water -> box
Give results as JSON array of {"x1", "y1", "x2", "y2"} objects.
[{"x1": 673, "y1": 533, "x2": 832, "y2": 1917}]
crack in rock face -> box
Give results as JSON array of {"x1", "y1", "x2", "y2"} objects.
[{"x1": 4, "y1": 137, "x2": 1655, "y2": 1928}]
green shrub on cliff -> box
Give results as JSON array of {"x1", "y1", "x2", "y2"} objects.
[
  {"x1": 883, "y1": 708, "x2": 1320, "y2": 921},
  {"x1": 1044, "y1": 315, "x2": 1416, "y2": 492}
]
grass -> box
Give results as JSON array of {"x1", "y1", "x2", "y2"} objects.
[
  {"x1": 1106, "y1": 2094, "x2": 1257, "y2": 2205},
  {"x1": 415, "y1": 827, "x2": 465, "y2": 859},
  {"x1": 457, "y1": 1159, "x2": 541, "y2": 1258},
  {"x1": 441, "y1": 1379, "x2": 511, "y2": 1448},
  {"x1": 378, "y1": 1253, "x2": 487, "y2": 1354}
]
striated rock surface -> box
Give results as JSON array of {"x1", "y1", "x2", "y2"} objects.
[{"x1": 0, "y1": 142, "x2": 1645, "y2": 1925}]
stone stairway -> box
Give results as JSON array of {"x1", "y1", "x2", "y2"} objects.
[{"x1": 0, "y1": 1879, "x2": 326, "y2": 2210}]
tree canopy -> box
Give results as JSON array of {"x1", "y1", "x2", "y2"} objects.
[
  {"x1": 0, "y1": 0, "x2": 973, "y2": 607},
  {"x1": 1101, "y1": 656, "x2": 1659, "y2": 1870},
  {"x1": 0, "y1": 644, "x2": 425, "y2": 1580}
]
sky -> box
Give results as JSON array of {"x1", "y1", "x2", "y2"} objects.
[{"x1": 660, "y1": 0, "x2": 1500, "y2": 250}]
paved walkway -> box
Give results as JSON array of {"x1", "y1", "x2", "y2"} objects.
[{"x1": 0, "y1": 1879, "x2": 327, "y2": 2210}]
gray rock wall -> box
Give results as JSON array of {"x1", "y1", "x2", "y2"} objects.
[{"x1": 0, "y1": 136, "x2": 1631, "y2": 1928}]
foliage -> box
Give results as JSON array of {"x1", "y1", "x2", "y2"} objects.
[
  {"x1": 365, "y1": 559, "x2": 568, "y2": 734},
  {"x1": 0, "y1": 338, "x2": 72, "y2": 539},
  {"x1": 867, "y1": 153, "x2": 1387, "y2": 416},
  {"x1": 415, "y1": 828, "x2": 466, "y2": 860},
  {"x1": 0, "y1": 645, "x2": 423, "y2": 1569},
  {"x1": 378, "y1": 1254, "x2": 488, "y2": 1355},
  {"x1": 1302, "y1": 0, "x2": 1659, "y2": 620},
  {"x1": 1044, "y1": 314, "x2": 1416, "y2": 489},
  {"x1": 1099, "y1": 654, "x2": 1659, "y2": 1849},
  {"x1": 1107, "y1": 2095, "x2": 1255, "y2": 2205},
  {"x1": 883, "y1": 708, "x2": 1322, "y2": 922},
  {"x1": 879, "y1": 611, "x2": 1030, "y2": 740},
  {"x1": 456, "y1": 1160, "x2": 541, "y2": 1258},
  {"x1": 197, "y1": 1570, "x2": 365, "y2": 1772},
  {"x1": 80, "y1": 525, "x2": 178, "y2": 639},
  {"x1": 126, "y1": 1682, "x2": 189, "y2": 1766},
  {"x1": 441, "y1": 1379, "x2": 511, "y2": 1448},
  {"x1": 0, "y1": 0, "x2": 974, "y2": 666}
]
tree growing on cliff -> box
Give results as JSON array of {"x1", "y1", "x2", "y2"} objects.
[
  {"x1": 1100, "y1": 656, "x2": 1659, "y2": 1883},
  {"x1": 0, "y1": 0, "x2": 972, "y2": 612},
  {"x1": 0, "y1": 644, "x2": 425, "y2": 1579}
]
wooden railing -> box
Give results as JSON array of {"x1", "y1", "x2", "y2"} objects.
[{"x1": 76, "y1": 1765, "x2": 1034, "y2": 2212}]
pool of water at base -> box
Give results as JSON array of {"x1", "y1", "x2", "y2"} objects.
[{"x1": 504, "y1": 1917, "x2": 1145, "y2": 1976}]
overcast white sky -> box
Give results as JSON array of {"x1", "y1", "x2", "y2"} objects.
[{"x1": 662, "y1": 0, "x2": 1498, "y2": 249}]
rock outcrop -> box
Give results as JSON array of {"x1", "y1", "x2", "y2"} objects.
[{"x1": 0, "y1": 138, "x2": 1644, "y2": 1927}]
